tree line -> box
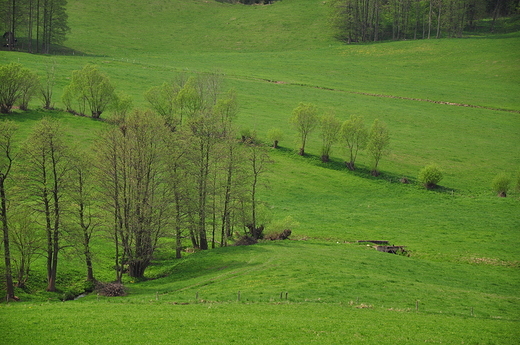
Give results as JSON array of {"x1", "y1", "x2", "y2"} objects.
[
  {"x1": 1, "y1": 63, "x2": 274, "y2": 301},
  {"x1": 0, "y1": 0, "x2": 69, "y2": 53},
  {"x1": 329, "y1": 0, "x2": 520, "y2": 43},
  {"x1": 267, "y1": 102, "x2": 390, "y2": 176}
]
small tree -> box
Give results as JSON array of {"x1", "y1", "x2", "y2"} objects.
[
  {"x1": 491, "y1": 172, "x2": 511, "y2": 197},
  {"x1": 65, "y1": 64, "x2": 116, "y2": 119},
  {"x1": 289, "y1": 102, "x2": 319, "y2": 156},
  {"x1": 418, "y1": 164, "x2": 443, "y2": 189},
  {"x1": 340, "y1": 114, "x2": 368, "y2": 170},
  {"x1": 0, "y1": 63, "x2": 37, "y2": 114},
  {"x1": 17, "y1": 69, "x2": 39, "y2": 111},
  {"x1": 366, "y1": 119, "x2": 390, "y2": 176},
  {"x1": 267, "y1": 128, "x2": 284, "y2": 148},
  {"x1": 319, "y1": 111, "x2": 341, "y2": 163},
  {"x1": 39, "y1": 61, "x2": 57, "y2": 110},
  {"x1": 110, "y1": 92, "x2": 134, "y2": 124}
]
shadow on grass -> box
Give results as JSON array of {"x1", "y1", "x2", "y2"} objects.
[
  {"x1": 0, "y1": 38, "x2": 103, "y2": 57},
  {"x1": 270, "y1": 146, "x2": 459, "y2": 195},
  {"x1": 142, "y1": 244, "x2": 270, "y2": 288}
]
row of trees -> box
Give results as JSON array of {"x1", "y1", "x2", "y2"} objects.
[
  {"x1": 0, "y1": 0, "x2": 69, "y2": 53},
  {"x1": 286, "y1": 102, "x2": 390, "y2": 176},
  {"x1": 329, "y1": 0, "x2": 520, "y2": 43},
  {"x1": 1, "y1": 64, "x2": 273, "y2": 301}
]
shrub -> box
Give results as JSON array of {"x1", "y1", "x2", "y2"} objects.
[
  {"x1": 97, "y1": 282, "x2": 126, "y2": 297},
  {"x1": 491, "y1": 172, "x2": 511, "y2": 197},
  {"x1": 418, "y1": 164, "x2": 443, "y2": 189}
]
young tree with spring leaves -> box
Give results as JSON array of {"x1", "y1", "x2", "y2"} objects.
[
  {"x1": 64, "y1": 64, "x2": 116, "y2": 119},
  {"x1": 319, "y1": 111, "x2": 341, "y2": 163},
  {"x1": 289, "y1": 102, "x2": 319, "y2": 156},
  {"x1": 366, "y1": 119, "x2": 390, "y2": 176},
  {"x1": 341, "y1": 114, "x2": 368, "y2": 171},
  {"x1": 0, "y1": 63, "x2": 36, "y2": 113}
]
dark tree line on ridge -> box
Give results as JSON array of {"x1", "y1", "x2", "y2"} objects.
[
  {"x1": 0, "y1": 0, "x2": 69, "y2": 53},
  {"x1": 1, "y1": 63, "x2": 274, "y2": 301},
  {"x1": 330, "y1": 0, "x2": 520, "y2": 43}
]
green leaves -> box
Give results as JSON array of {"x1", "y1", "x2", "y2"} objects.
[{"x1": 418, "y1": 163, "x2": 444, "y2": 189}]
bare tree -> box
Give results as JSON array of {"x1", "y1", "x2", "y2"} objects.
[
  {"x1": 0, "y1": 120, "x2": 17, "y2": 301},
  {"x1": 96, "y1": 110, "x2": 169, "y2": 279},
  {"x1": 22, "y1": 118, "x2": 70, "y2": 291}
]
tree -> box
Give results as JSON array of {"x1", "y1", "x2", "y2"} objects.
[
  {"x1": 17, "y1": 67, "x2": 39, "y2": 111},
  {"x1": 69, "y1": 149, "x2": 98, "y2": 282},
  {"x1": 319, "y1": 111, "x2": 341, "y2": 163},
  {"x1": 144, "y1": 82, "x2": 179, "y2": 126},
  {"x1": 10, "y1": 208, "x2": 44, "y2": 288},
  {"x1": 289, "y1": 102, "x2": 319, "y2": 156},
  {"x1": 418, "y1": 163, "x2": 443, "y2": 189},
  {"x1": 366, "y1": 119, "x2": 390, "y2": 176},
  {"x1": 244, "y1": 141, "x2": 272, "y2": 239},
  {"x1": 341, "y1": 115, "x2": 368, "y2": 171},
  {"x1": 64, "y1": 64, "x2": 116, "y2": 119},
  {"x1": 22, "y1": 118, "x2": 70, "y2": 291},
  {"x1": 38, "y1": 60, "x2": 56, "y2": 109},
  {"x1": 0, "y1": 63, "x2": 36, "y2": 113},
  {"x1": 110, "y1": 92, "x2": 133, "y2": 123},
  {"x1": 267, "y1": 128, "x2": 284, "y2": 149},
  {"x1": 0, "y1": 120, "x2": 17, "y2": 301},
  {"x1": 96, "y1": 110, "x2": 169, "y2": 279}
]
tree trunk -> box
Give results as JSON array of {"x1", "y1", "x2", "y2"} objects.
[
  {"x1": 1, "y1": 178, "x2": 15, "y2": 301},
  {"x1": 321, "y1": 155, "x2": 329, "y2": 163},
  {"x1": 436, "y1": 0, "x2": 442, "y2": 39},
  {"x1": 298, "y1": 147, "x2": 305, "y2": 156}
]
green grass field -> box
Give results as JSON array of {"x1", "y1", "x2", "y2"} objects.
[{"x1": 1, "y1": 0, "x2": 519, "y2": 343}]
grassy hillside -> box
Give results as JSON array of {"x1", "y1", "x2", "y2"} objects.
[{"x1": 0, "y1": 0, "x2": 519, "y2": 343}]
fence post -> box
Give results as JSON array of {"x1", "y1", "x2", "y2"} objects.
[
  {"x1": 416, "y1": 300, "x2": 419, "y2": 312},
  {"x1": 237, "y1": 291, "x2": 241, "y2": 302},
  {"x1": 156, "y1": 291, "x2": 158, "y2": 301},
  {"x1": 196, "y1": 291, "x2": 199, "y2": 301}
]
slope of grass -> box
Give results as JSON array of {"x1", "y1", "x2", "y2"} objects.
[{"x1": 0, "y1": 0, "x2": 519, "y2": 343}]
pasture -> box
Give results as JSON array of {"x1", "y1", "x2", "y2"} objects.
[{"x1": 0, "y1": 0, "x2": 519, "y2": 343}]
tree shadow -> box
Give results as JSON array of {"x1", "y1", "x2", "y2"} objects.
[
  {"x1": 271, "y1": 146, "x2": 459, "y2": 195},
  {"x1": 0, "y1": 37, "x2": 93, "y2": 57}
]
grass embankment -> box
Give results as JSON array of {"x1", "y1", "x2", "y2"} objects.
[{"x1": 0, "y1": 0, "x2": 519, "y2": 343}]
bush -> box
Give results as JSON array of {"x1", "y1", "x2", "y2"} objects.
[
  {"x1": 418, "y1": 164, "x2": 443, "y2": 189},
  {"x1": 491, "y1": 172, "x2": 511, "y2": 197},
  {"x1": 97, "y1": 282, "x2": 126, "y2": 297}
]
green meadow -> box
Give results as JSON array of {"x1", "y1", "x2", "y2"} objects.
[{"x1": 1, "y1": 0, "x2": 519, "y2": 343}]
